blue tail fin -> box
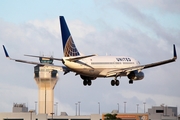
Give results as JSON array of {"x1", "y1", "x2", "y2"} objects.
[{"x1": 59, "y1": 16, "x2": 80, "y2": 57}]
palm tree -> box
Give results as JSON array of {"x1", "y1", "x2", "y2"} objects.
[{"x1": 104, "y1": 113, "x2": 122, "y2": 120}]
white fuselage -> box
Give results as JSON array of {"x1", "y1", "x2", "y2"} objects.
[{"x1": 63, "y1": 56, "x2": 140, "y2": 77}]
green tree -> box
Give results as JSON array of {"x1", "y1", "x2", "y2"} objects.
[{"x1": 104, "y1": 113, "x2": 122, "y2": 120}]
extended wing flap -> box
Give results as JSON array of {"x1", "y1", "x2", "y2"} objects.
[{"x1": 106, "y1": 66, "x2": 145, "y2": 77}]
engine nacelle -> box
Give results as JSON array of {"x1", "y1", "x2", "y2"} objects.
[
  {"x1": 127, "y1": 71, "x2": 144, "y2": 80},
  {"x1": 80, "y1": 75, "x2": 97, "y2": 80}
]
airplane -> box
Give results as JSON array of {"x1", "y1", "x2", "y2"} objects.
[{"x1": 3, "y1": 16, "x2": 177, "y2": 86}]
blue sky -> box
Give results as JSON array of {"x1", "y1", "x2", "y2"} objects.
[
  {"x1": 0, "y1": 0, "x2": 180, "y2": 115},
  {"x1": 2, "y1": 0, "x2": 179, "y2": 29},
  {"x1": 0, "y1": 1, "x2": 100, "y2": 24}
]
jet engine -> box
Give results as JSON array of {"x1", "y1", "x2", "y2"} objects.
[
  {"x1": 80, "y1": 75, "x2": 97, "y2": 80},
  {"x1": 127, "y1": 70, "x2": 144, "y2": 80}
]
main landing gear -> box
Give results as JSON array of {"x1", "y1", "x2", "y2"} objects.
[
  {"x1": 83, "y1": 80, "x2": 92, "y2": 86},
  {"x1": 111, "y1": 80, "x2": 120, "y2": 86},
  {"x1": 111, "y1": 76, "x2": 134, "y2": 86},
  {"x1": 111, "y1": 75, "x2": 120, "y2": 86}
]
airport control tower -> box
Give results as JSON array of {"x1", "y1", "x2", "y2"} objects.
[{"x1": 34, "y1": 57, "x2": 59, "y2": 115}]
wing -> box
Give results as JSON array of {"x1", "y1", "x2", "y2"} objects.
[
  {"x1": 2, "y1": 45, "x2": 69, "y2": 72},
  {"x1": 143, "y1": 44, "x2": 177, "y2": 69},
  {"x1": 106, "y1": 44, "x2": 177, "y2": 77}
]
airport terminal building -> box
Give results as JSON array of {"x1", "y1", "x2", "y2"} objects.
[{"x1": 0, "y1": 104, "x2": 179, "y2": 120}]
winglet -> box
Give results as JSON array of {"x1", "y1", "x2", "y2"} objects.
[
  {"x1": 2, "y1": 45, "x2": 10, "y2": 58},
  {"x1": 173, "y1": 44, "x2": 177, "y2": 60}
]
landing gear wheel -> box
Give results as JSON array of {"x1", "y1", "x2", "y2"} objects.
[
  {"x1": 129, "y1": 80, "x2": 133, "y2": 84},
  {"x1": 116, "y1": 80, "x2": 119, "y2": 86},
  {"x1": 87, "y1": 80, "x2": 92, "y2": 86},
  {"x1": 83, "y1": 80, "x2": 88, "y2": 86},
  {"x1": 111, "y1": 80, "x2": 115, "y2": 86}
]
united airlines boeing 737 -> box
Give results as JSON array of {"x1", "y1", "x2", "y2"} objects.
[{"x1": 3, "y1": 16, "x2": 177, "y2": 86}]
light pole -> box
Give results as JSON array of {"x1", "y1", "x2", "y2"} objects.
[
  {"x1": 78, "y1": 101, "x2": 81, "y2": 116},
  {"x1": 29, "y1": 110, "x2": 34, "y2": 120},
  {"x1": 56, "y1": 102, "x2": 58, "y2": 116},
  {"x1": 35, "y1": 101, "x2": 37, "y2": 115},
  {"x1": 143, "y1": 102, "x2": 146, "y2": 113},
  {"x1": 161, "y1": 104, "x2": 165, "y2": 116},
  {"x1": 54, "y1": 102, "x2": 58, "y2": 116},
  {"x1": 137, "y1": 104, "x2": 139, "y2": 113},
  {"x1": 117, "y1": 103, "x2": 119, "y2": 113},
  {"x1": 98, "y1": 102, "x2": 100, "y2": 114},
  {"x1": 75, "y1": 103, "x2": 78, "y2": 116},
  {"x1": 54, "y1": 103, "x2": 56, "y2": 115},
  {"x1": 50, "y1": 113, "x2": 54, "y2": 120},
  {"x1": 124, "y1": 102, "x2": 126, "y2": 113}
]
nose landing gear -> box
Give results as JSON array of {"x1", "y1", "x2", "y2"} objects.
[
  {"x1": 129, "y1": 79, "x2": 133, "y2": 84},
  {"x1": 83, "y1": 80, "x2": 92, "y2": 86}
]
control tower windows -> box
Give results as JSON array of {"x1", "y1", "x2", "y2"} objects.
[
  {"x1": 34, "y1": 66, "x2": 39, "y2": 77},
  {"x1": 51, "y1": 70, "x2": 58, "y2": 78},
  {"x1": 39, "y1": 57, "x2": 53, "y2": 64}
]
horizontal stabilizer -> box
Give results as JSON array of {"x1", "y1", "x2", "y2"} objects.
[
  {"x1": 64, "y1": 54, "x2": 96, "y2": 62},
  {"x1": 24, "y1": 54, "x2": 63, "y2": 61},
  {"x1": 15, "y1": 59, "x2": 68, "y2": 71}
]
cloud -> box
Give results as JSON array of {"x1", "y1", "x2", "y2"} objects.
[
  {"x1": 121, "y1": 90, "x2": 180, "y2": 106},
  {"x1": 108, "y1": 1, "x2": 180, "y2": 47},
  {"x1": 0, "y1": 82, "x2": 38, "y2": 112},
  {"x1": 0, "y1": 7, "x2": 180, "y2": 116},
  {"x1": 109, "y1": 0, "x2": 180, "y2": 13}
]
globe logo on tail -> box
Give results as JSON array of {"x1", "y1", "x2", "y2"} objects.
[{"x1": 64, "y1": 36, "x2": 80, "y2": 57}]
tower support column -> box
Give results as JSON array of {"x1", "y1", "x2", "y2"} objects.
[{"x1": 34, "y1": 65, "x2": 58, "y2": 116}]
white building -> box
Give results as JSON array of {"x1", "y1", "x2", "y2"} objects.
[
  {"x1": 0, "y1": 105, "x2": 179, "y2": 120},
  {"x1": 0, "y1": 112, "x2": 101, "y2": 120},
  {"x1": 148, "y1": 106, "x2": 178, "y2": 120}
]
